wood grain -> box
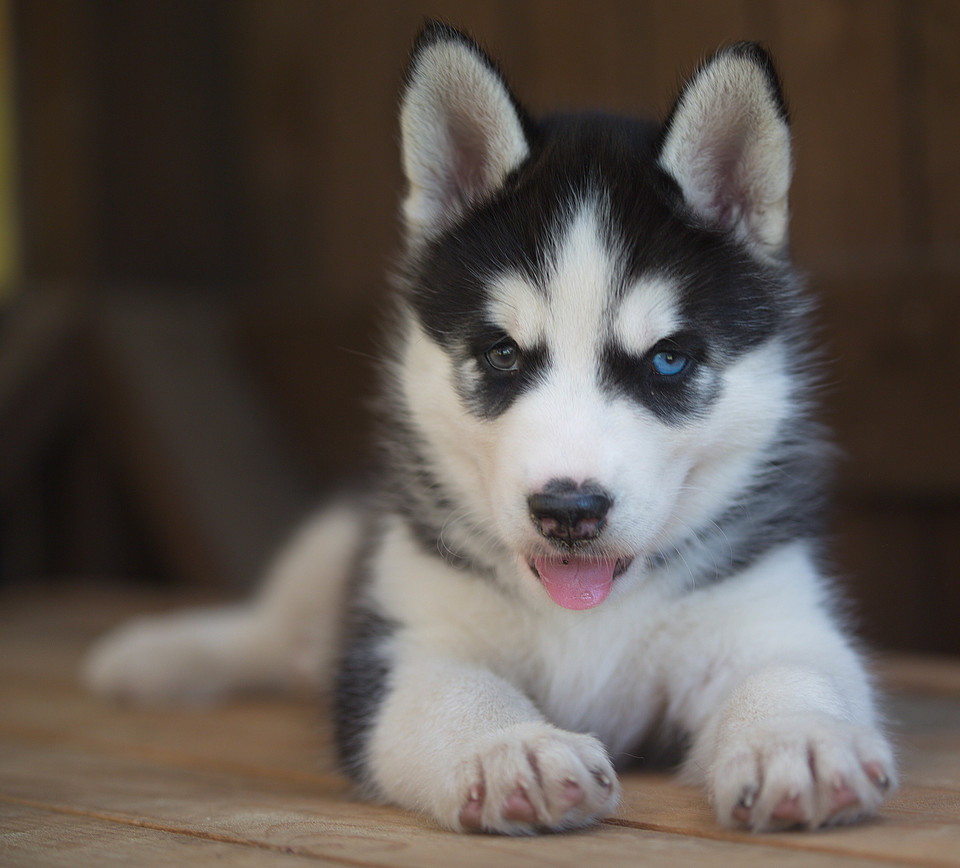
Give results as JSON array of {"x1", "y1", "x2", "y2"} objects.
[{"x1": 2, "y1": 585, "x2": 960, "y2": 866}]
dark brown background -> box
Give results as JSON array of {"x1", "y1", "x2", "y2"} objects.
[{"x1": 2, "y1": 0, "x2": 958, "y2": 654}]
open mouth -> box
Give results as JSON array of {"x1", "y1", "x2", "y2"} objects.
[{"x1": 529, "y1": 555, "x2": 633, "y2": 610}]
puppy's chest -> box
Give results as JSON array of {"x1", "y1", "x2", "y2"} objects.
[{"x1": 509, "y1": 610, "x2": 671, "y2": 754}]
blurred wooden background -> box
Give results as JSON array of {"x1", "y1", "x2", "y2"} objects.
[{"x1": 0, "y1": 0, "x2": 958, "y2": 654}]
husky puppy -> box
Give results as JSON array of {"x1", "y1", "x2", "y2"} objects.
[{"x1": 85, "y1": 23, "x2": 897, "y2": 834}]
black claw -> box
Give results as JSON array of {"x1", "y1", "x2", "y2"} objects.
[{"x1": 737, "y1": 785, "x2": 758, "y2": 810}]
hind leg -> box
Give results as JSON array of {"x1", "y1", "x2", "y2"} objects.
[{"x1": 83, "y1": 504, "x2": 362, "y2": 704}]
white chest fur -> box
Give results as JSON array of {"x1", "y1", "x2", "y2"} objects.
[{"x1": 369, "y1": 519, "x2": 692, "y2": 757}]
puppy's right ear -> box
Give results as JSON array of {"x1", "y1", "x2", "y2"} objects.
[{"x1": 400, "y1": 23, "x2": 531, "y2": 243}]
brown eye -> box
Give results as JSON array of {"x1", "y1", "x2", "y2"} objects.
[{"x1": 484, "y1": 338, "x2": 520, "y2": 372}]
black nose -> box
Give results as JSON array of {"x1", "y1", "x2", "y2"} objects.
[{"x1": 528, "y1": 479, "x2": 612, "y2": 544}]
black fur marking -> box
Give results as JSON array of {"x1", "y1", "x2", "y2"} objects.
[
  {"x1": 674, "y1": 253, "x2": 787, "y2": 361},
  {"x1": 334, "y1": 598, "x2": 397, "y2": 787},
  {"x1": 602, "y1": 333, "x2": 719, "y2": 424},
  {"x1": 463, "y1": 335, "x2": 549, "y2": 419}
]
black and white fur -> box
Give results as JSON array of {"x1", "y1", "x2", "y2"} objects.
[{"x1": 85, "y1": 24, "x2": 896, "y2": 834}]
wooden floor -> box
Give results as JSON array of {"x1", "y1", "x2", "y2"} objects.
[{"x1": 2, "y1": 585, "x2": 960, "y2": 867}]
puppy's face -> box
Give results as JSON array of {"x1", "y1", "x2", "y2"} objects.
[
  {"x1": 394, "y1": 28, "x2": 798, "y2": 608},
  {"x1": 400, "y1": 187, "x2": 792, "y2": 608}
]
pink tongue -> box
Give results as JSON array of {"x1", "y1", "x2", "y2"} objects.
[{"x1": 534, "y1": 556, "x2": 617, "y2": 610}]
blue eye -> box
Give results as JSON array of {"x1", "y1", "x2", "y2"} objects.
[{"x1": 652, "y1": 350, "x2": 690, "y2": 376}]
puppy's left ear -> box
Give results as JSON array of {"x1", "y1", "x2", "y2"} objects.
[{"x1": 658, "y1": 43, "x2": 792, "y2": 258}]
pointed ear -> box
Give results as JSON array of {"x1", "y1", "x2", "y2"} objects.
[
  {"x1": 400, "y1": 23, "x2": 531, "y2": 242},
  {"x1": 658, "y1": 43, "x2": 792, "y2": 258}
]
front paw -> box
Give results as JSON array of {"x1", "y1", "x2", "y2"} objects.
[
  {"x1": 454, "y1": 724, "x2": 620, "y2": 834},
  {"x1": 709, "y1": 714, "x2": 896, "y2": 831}
]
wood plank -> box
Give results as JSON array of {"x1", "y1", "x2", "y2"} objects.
[
  {"x1": 0, "y1": 290, "x2": 81, "y2": 493},
  {"x1": 0, "y1": 681, "x2": 336, "y2": 781},
  {"x1": 4, "y1": 585, "x2": 960, "y2": 865},
  {"x1": 93, "y1": 4, "x2": 241, "y2": 285},
  {"x1": 0, "y1": 803, "x2": 326, "y2": 867},
  {"x1": 915, "y1": 0, "x2": 960, "y2": 252},
  {"x1": 822, "y1": 273, "x2": 960, "y2": 498},
  {"x1": 231, "y1": 1, "x2": 405, "y2": 308},
  {"x1": 0, "y1": 745, "x2": 912, "y2": 868},
  {"x1": 12, "y1": 0, "x2": 100, "y2": 284},
  {"x1": 4, "y1": 727, "x2": 960, "y2": 868},
  {"x1": 878, "y1": 653, "x2": 960, "y2": 696},
  {"x1": 0, "y1": 583, "x2": 224, "y2": 682},
  {"x1": 615, "y1": 773, "x2": 960, "y2": 865},
  {"x1": 0, "y1": 672, "x2": 764, "y2": 853},
  {"x1": 762, "y1": 0, "x2": 908, "y2": 266}
]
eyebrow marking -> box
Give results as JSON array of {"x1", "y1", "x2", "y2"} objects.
[
  {"x1": 485, "y1": 273, "x2": 549, "y2": 347},
  {"x1": 612, "y1": 276, "x2": 681, "y2": 355}
]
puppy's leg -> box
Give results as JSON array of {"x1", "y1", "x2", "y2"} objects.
[
  {"x1": 691, "y1": 663, "x2": 896, "y2": 832},
  {"x1": 83, "y1": 504, "x2": 361, "y2": 704},
  {"x1": 356, "y1": 656, "x2": 620, "y2": 835},
  {"x1": 677, "y1": 550, "x2": 897, "y2": 831}
]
